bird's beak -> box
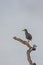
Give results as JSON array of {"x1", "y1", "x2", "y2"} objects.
[{"x1": 22, "y1": 30, "x2": 24, "y2": 31}]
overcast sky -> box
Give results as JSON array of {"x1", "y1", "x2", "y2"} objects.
[{"x1": 0, "y1": 0, "x2": 43, "y2": 65}]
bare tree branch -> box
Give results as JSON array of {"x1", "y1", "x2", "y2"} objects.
[
  {"x1": 13, "y1": 36, "x2": 32, "y2": 49},
  {"x1": 27, "y1": 49, "x2": 36, "y2": 65},
  {"x1": 13, "y1": 36, "x2": 36, "y2": 65}
]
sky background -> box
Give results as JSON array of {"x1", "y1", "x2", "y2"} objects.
[{"x1": 0, "y1": 0, "x2": 43, "y2": 65}]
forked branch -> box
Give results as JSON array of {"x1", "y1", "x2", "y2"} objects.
[{"x1": 13, "y1": 36, "x2": 36, "y2": 65}]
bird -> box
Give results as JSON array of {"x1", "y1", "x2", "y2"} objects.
[
  {"x1": 32, "y1": 44, "x2": 37, "y2": 50},
  {"x1": 22, "y1": 29, "x2": 32, "y2": 42}
]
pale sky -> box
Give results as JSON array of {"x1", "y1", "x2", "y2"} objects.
[{"x1": 0, "y1": 0, "x2": 43, "y2": 65}]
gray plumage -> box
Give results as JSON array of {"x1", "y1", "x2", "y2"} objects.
[
  {"x1": 22, "y1": 29, "x2": 32, "y2": 41},
  {"x1": 32, "y1": 44, "x2": 37, "y2": 50}
]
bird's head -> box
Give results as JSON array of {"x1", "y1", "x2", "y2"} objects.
[
  {"x1": 32, "y1": 44, "x2": 37, "y2": 51},
  {"x1": 22, "y1": 29, "x2": 27, "y2": 32},
  {"x1": 33, "y1": 44, "x2": 37, "y2": 49}
]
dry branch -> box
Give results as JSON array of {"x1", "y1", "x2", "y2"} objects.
[
  {"x1": 27, "y1": 49, "x2": 36, "y2": 65},
  {"x1": 13, "y1": 36, "x2": 36, "y2": 65},
  {"x1": 13, "y1": 36, "x2": 32, "y2": 49}
]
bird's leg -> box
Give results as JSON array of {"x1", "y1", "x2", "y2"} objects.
[{"x1": 28, "y1": 40, "x2": 30, "y2": 42}]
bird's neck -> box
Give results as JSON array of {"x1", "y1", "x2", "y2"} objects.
[{"x1": 25, "y1": 30, "x2": 28, "y2": 33}]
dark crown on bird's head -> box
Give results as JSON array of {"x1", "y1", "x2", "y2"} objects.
[{"x1": 22, "y1": 29, "x2": 27, "y2": 31}]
